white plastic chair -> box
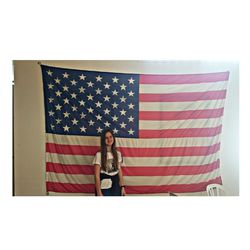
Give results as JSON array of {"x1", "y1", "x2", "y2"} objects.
[{"x1": 206, "y1": 184, "x2": 225, "y2": 196}]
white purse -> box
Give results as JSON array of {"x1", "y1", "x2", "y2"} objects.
[{"x1": 101, "y1": 179, "x2": 112, "y2": 189}]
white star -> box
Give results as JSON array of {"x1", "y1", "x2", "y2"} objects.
[
  {"x1": 97, "y1": 127, "x2": 103, "y2": 133},
  {"x1": 55, "y1": 90, "x2": 62, "y2": 97},
  {"x1": 87, "y1": 107, "x2": 94, "y2": 113},
  {"x1": 120, "y1": 96, "x2": 126, "y2": 103},
  {"x1": 112, "y1": 102, "x2": 118, "y2": 109},
  {"x1": 48, "y1": 110, "x2": 54, "y2": 116},
  {"x1": 120, "y1": 122, "x2": 127, "y2": 128},
  {"x1": 128, "y1": 116, "x2": 134, "y2": 122},
  {"x1": 79, "y1": 87, "x2": 85, "y2": 93},
  {"x1": 48, "y1": 98, "x2": 54, "y2": 103},
  {"x1": 71, "y1": 118, "x2": 79, "y2": 125},
  {"x1": 128, "y1": 128, "x2": 135, "y2": 135},
  {"x1": 113, "y1": 128, "x2": 118, "y2": 134},
  {"x1": 87, "y1": 81, "x2": 94, "y2": 87},
  {"x1": 120, "y1": 84, "x2": 126, "y2": 90},
  {"x1": 80, "y1": 126, "x2": 87, "y2": 132},
  {"x1": 87, "y1": 94, "x2": 94, "y2": 100},
  {"x1": 47, "y1": 70, "x2": 53, "y2": 76},
  {"x1": 63, "y1": 98, "x2": 70, "y2": 104},
  {"x1": 63, "y1": 111, "x2": 70, "y2": 118},
  {"x1": 71, "y1": 93, "x2": 77, "y2": 99},
  {"x1": 104, "y1": 82, "x2": 110, "y2": 89},
  {"x1": 103, "y1": 95, "x2": 110, "y2": 102},
  {"x1": 71, "y1": 79, "x2": 77, "y2": 86},
  {"x1": 96, "y1": 114, "x2": 102, "y2": 120},
  {"x1": 63, "y1": 72, "x2": 69, "y2": 78},
  {"x1": 79, "y1": 74, "x2": 86, "y2": 80},
  {"x1": 120, "y1": 109, "x2": 126, "y2": 116},
  {"x1": 112, "y1": 90, "x2": 118, "y2": 96},
  {"x1": 55, "y1": 78, "x2": 61, "y2": 84},
  {"x1": 63, "y1": 85, "x2": 69, "y2": 91},
  {"x1": 104, "y1": 121, "x2": 111, "y2": 127},
  {"x1": 63, "y1": 125, "x2": 70, "y2": 132},
  {"x1": 80, "y1": 112, "x2": 86, "y2": 119},
  {"x1": 112, "y1": 76, "x2": 119, "y2": 83},
  {"x1": 96, "y1": 88, "x2": 102, "y2": 95},
  {"x1": 95, "y1": 101, "x2": 102, "y2": 108},
  {"x1": 79, "y1": 100, "x2": 85, "y2": 106},
  {"x1": 128, "y1": 91, "x2": 134, "y2": 97},
  {"x1": 56, "y1": 118, "x2": 61, "y2": 124},
  {"x1": 48, "y1": 83, "x2": 54, "y2": 89},
  {"x1": 89, "y1": 120, "x2": 95, "y2": 126},
  {"x1": 128, "y1": 103, "x2": 135, "y2": 109},
  {"x1": 112, "y1": 115, "x2": 118, "y2": 122},
  {"x1": 104, "y1": 108, "x2": 110, "y2": 115},
  {"x1": 96, "y1": 75, "x2": 102, "y2": 82},
  {"x1": 71, "y1": 105, "x2": 78, "y2": 112},
  {"x1": 50, "y1": 124, "x2": 55, "y2": 130},
  {"x1": 128, "y1": 77, "x2": 135, "y2": 84},
  {"x1": 55, "y1": 104, "x2": 62, "y2": 110}
]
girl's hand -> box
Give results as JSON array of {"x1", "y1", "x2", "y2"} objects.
[{"x1": 121, "y1": 187, "x2": 126, "y2": 196}]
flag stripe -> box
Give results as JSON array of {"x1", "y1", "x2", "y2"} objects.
[
  {"x1": 46, "y1": 159, "x2": 219, "y2": 176},
  {"x1": 139, "y1": 109, "x2": 224, "y2": 120},
  {"x1": 139, "y1": 90, "x2": 226, "y2": 102},
  {"x1": 140, "y1": 81, "x2": 227, "y2": 94},
  {"x1": 139, "y1": 72, "x2": 229, "y2": 85},
  {"x1": 46, "y1": 152, "x2": 219, "y2": 167},
  {"x1": 46, "y1": 182, "x2": 95, "y2": 193},
  {"x1": 46, "y1": 142, "x2": 220, "y2": 157},
  {"x1": 46, "y1": 133, "x2": 221, "y2": 148},
  {"x1": 139, "y1": 125, "x2": 222, "y2": 138}
]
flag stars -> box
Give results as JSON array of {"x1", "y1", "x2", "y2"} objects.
[
  {"x1": 112, "y1": 76, "x2": 119, "y2": 83},
  {"x1": 48, "y1": 98, "x2": 54, "y2": 103},
  {"x1": 70, "y1": 93, "x2": 77, "y2": 99},
  {"x1": 63, "y1": 125, "x2": 70, "y2": 132},
  {"x1": 104, "y1": 108, "x2": 110, "y2": 115},
  {"x1": 97, "y1": 127, "x2": 103, "y2": 133},
  {"x1": 55, "y1": 78, "x2": 61, "y2": 84},
  {"x1": 120, "y1": 96, "x2": 126, "y2": 103},
  {"x1": 103, "y1": 95, "x2": 110, "y2": 102},
  {"x1": 63, "y1": 72, "x2": 69, "y2": 78},
  {"x1": 87, "y1": 94, "x2": 94, "y2": 100},
  {"x1": 128, "y1": 129, "x2": 135, "y2": 135},
  {"x1": 63, "y1": 85, "x2": 69, "y2": 92},
  {"x1": 80, "y1": 112, "x2": 86, "y2": 119},
  {"x1": 104, "y1": 82, "x2": 111, "y2": 89},
  {"x1": 63, "y1": 111, "x2": 70, "y2": 118},
  {"x1": 96, "y1": 114, "x2": 102, "y2": 120},
  {"x1": 112, "y1": 90, "x2": 118, "y2": 96},
  {"x1": 55, "y1": 104, "x2": 62, "y2": 110},
  {"x1": 128, "y1": 91, "x2": 134, "y2": 97},
  {"x1": 87, "y1": 107, "x2": 94, "y2": 113},
  {"x1": 104, "y1": 121, "x2": 111, "y2": 127},
  {"x1": 96, "y1": 88, "x2": 102, "y2": 95},
  {"x1": 56, "y1": 118, "x2": 62, "y2": 124},
  {"x1": 79, "y1": 87, "x2": 85, "y2": 93},
  {"x1": 80, "y1": 126, "x2": 87, "y2": 132},
  {"x1": 96, "y1": 75, "x2": 102, "y2": 82},
  {"x1": 71, "y1": 105, "x2": 78, "y2": 112},
  {"x1": 113, "y1": 128, "x2": 118, "y2": 134},
  {"x1": 120, "y1": 122, "x2": 127, "y2": 128},
  {"x1": 128, "y1": 77, "x2": 135, "y2": 84},
  {"x1": 120, "y1": 84, "x2": 126, "y2": 90},
  {"x1": 128, "y1": 103, "x2": 135, "y2": 109},
  {"x1": 48, "y1": 110, "x2": 55, "y2": 116},
  {"x1": 128, "y1": 116, "x2": 134, "y2": 122},
  {"x1": 120, "y1": 109, "x2": 126, "y2": 116},
  {"x1": 63, "y1": 98, "x2": 70, "y2": 104},
  {"x1": 87, "y1": 81, "x2": 94, "y2": 87},
  {"x1": 79, "y1": 74, "x2": 86, "y2": 80},
  {"x1": 47, "y1": 70, "x2": 53, "y2": 76},
  {"x1": 112, "y1": 102, "x2": 118, "y2": 109},
  {"x1": 48, "y1": 83, "x2": 54, "y2": 89},
  {"x1": 55, "y1": 90, "x2": 62, "y2": 97},
  {"x1": 71, "y1": 118, "x2": 79, "y2": 125},
  {"x1": 79, "y1": 100, "x2": 85, "y2": 106},
  {"x1": 95, "y1": 101, "x2": 102, "y2": 108},
  {"x1": 50, "y1": 124, "x2": 55, "y2": 130},
  {"x1": 112, "y1": 115, "x2": 118, "y2": 122},
  {"x1": 88, "y1": 120, "x2": 95, "y2": 126},
  {"x1": 70, "y1": 79, "x2": 77, "y2": 86}
]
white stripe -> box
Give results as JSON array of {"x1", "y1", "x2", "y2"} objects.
[
  {"x1": 140, "y1": 118, "x2": 222, "y2": 130},
  {"x1": 140, "y1": 81, "x2": 227, "y2": 94},
  {"x1": 46, "y1": 133, "x2": 221, "y2": 148},
  {"x1": 48, "y1": 192, "x2": 94, "y2": 196},
  {"x1": 46, "y1": 152, "x2": 220, "y2": 167},
  {"x1": 47, "y1": 168, "x2": 220, "y2": 186},
  {"x1": 139, "y1": 99, "x2": 225, "y2": 111}
]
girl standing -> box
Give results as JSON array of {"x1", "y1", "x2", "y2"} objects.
[{"x1": 93, "y1": 129, "x2": 126, "y2": 196}]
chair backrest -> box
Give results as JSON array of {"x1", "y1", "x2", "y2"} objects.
[{"x1": 206, "y1": 184, "x2": 225, "y2": 196}]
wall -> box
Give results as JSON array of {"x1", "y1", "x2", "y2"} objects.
[{"x1": 13, "y1": 60, "x2": 239, "y2": 196}]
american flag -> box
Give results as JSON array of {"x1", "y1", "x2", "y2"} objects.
[{"x1": 41, "y1": 65, "x2": 229, "y2": 195}]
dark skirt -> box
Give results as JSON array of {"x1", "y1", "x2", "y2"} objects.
[{"x1": 95, "y1": 172, "x2": 121, "y2": 196}]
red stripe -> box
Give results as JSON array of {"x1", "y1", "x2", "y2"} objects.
[
  {"x1": 140, "y1": 90, "x2": 226, "y2": 102},
  {"x1": 140, "y1": 72, "x2": 229, "y2": 84},
  {"x1": 122, "y1": 160, "x2": 220, "y2": 176},
  {"x1": 46, "y1": 182, "x2": 95, "y2": 193},
  {"x1": 46, "y1": 162, "x2": 94, "y2": 174},
  {"x1": 46, "y1": 143, "x2": 99, "y2": 155},
  {"x1": 125, "y1": 176, "x2": 222, "y2": 194},
  {"x1": 118, "y1": 143, "x2": 220, "y2": 157},
  {"x1": 139, "y1": 108, "x2": 224, "y2": 120},
  {"x1": 139, "y1": 125, "x2": 222, "y2": 138}
]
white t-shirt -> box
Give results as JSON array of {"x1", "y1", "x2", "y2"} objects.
[{"x1": 93, "y1": 151, "x2": 123, "y2": 176}]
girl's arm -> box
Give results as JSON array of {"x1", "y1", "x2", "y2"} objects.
[
  {"x1": 118, "y1": 166, "x2": 126, "y2": 196},
  {"x1": 94, "y1": 164, "x2": 103, "y2": 196}
]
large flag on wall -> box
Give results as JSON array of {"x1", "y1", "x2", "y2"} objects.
[{"x1": 41, "y1": 65, "x2": 229, "y2": 195}]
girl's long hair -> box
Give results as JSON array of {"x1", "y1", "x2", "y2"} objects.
[{"x1": 100, "y1": 129, "x2": 119, "y2": 172}]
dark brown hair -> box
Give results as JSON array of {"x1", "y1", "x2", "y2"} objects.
[{"x1": 100, "y1": 129, "x2": 119, "y2": 172}]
